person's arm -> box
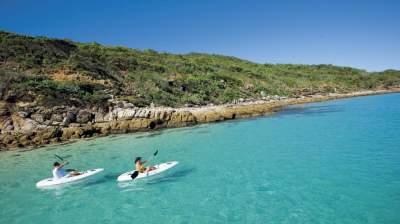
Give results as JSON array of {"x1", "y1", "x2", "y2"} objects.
[{"x1": 60, "y1": 162, "x2": 69, "y2": 168}]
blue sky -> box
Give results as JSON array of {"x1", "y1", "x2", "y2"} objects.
[{"x1": 0, "y1": 0, "x2": 398, "y2": 71}]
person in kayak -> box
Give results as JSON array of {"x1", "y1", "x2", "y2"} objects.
[
  {"x1": 135, "y1": 157, "x2": 156, "y2": 173},
  {"x1": 52, "y1": 162, "x2": 81, "y2": 179}
]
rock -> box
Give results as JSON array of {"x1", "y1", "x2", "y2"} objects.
[
  {"x1": 123, "y1": 102, "x2": 134, "y2": 108},
  {"x1": 11, "y1": 116, "x2": 39, "y2": 135},
  {"x1": 51, "y1": 113, "x2": 64, "y2": 123},
  {"x1": 2, "y1": 124, "x2": 14, "y2": 133},
  {"x1": 68, "y1": 123, "x2": 81, "y2": 128},
  {"x1": 145, "y1": 110, "x2": 151, "y2": 118},
  {"x1": 36, "y1": 127, "x2": 62, "y2": 141},
  {"x1": 0, "y1": 119, "x2": 13, "y2": 132},
  {"x1": 20, "y1": 119, "x2": 38, "y2": 135},
  {"x1": 4, "y1": 91, "x2": 17, "y2": 103},
  {"x1": 0, "y1": 101, "x2": 10, "y2": 116},
  {"x1": 31, "y1": 113, "x2": 46, "y2": 123},
  {"x1": 116, "y1": 108, "x2": 136, "y2": 120},
  {"x1": 61, "y1": 127, "x2": 82, "y2": 140},
  {"x1": 61, "y1": 111, "x2": 76, "y2": 127},
  {"x1": 17, "y1": 111, "x2": 30, "y2": 118},
  {"x1": 94, "y1": 112, "x2": 106, "y2": 123},
  {"x1": 76, "y1": 110, "x2": 94, "y2": 123},
  {"x1": 2, "y1": 134, "x2": 16, "y2": 145},
  {"x1": 18, "y1": 135, "x2": 31, "y2": 146},
  {"x1": 51, "y1": 121, "x2": 61, "y2": 126}
]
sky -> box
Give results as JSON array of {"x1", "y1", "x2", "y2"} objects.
[{"x1": 0, "y1": 0, "x2": 398, "y2": 71}]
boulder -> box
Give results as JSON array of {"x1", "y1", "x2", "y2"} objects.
[
  {"x1": 61, "y1": 111, "x2": 77, "y2": 127},
  {"x1": 20, "y1": 119, "x2": 38, "y2": 135},
  {"x1": 76, "y1": 110, "x2": 94, "y2": 123},
  {"x1": 122, "y1": 102, "x2": 134, "y2": 108},
  {"x1": 11, "y1": 116, "x2": 39, "y2": 135},
  {"x1": 36, "y1": 127, "x2": 62, "y2": 141}
]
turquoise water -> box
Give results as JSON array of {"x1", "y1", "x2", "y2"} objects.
[{"x1": 1, "y1": 93, "x2": 400, "y2": 224}]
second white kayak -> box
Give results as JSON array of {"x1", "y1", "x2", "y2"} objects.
[
  {"x1": 36, "y1": 168, "x2": 104, "y2": 188},
  {"x1": 117, "y1": 161, "x2": 178, "y2": 182}
]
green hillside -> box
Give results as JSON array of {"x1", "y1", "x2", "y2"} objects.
[{"x1": 1, "y1": 31, "x2": 399, "y2": 108}]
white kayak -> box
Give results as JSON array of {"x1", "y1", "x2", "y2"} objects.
[
  {"x1": 36, "y1": 168, "x2": 104, "y2": 188},
  {"x1": 117, "y1": 161, "x2": 178, "y2": 182}
]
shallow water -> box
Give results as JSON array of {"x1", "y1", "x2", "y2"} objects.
[{"x1": 1, "y1": 93, "x2": 399, "y2": 224}]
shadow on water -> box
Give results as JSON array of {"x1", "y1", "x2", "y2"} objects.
[
  {"x1": 43, "y1": 141, "x2": 78, "y2": 151},
  {"x1": 107, "y1": 135, "x2": 126, "y2": 142},
  {"x1": 162, "y1": 124, "x2": 210, "y2": 135},
  {"x1": 81, "y1": 177, "x2": 111, "y2": 188},
  {"x1": 275, "y1": 104, "x2": 344, "y2": 117},
  {"x1": 146, "y1": 167, "x2": 195, "y2": 185},
  {"x1": 194, "y1": 130, "x2": 212, "y2": 135},
  {"x1": 81, "y1": 170, "x2": 127, "y2": 187},
  {"x1": 104, "y1": 173, "x2": 123, "y2": 181}
]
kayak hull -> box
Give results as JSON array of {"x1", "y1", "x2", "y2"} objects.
[
  {"x1": 117, "y1": 161, "x2": 178, "y2": 182},
  {"x1": 36, "y1": 168, "x2": 104, "y2": 188}
]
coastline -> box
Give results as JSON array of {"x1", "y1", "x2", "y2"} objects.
[{"x1": 1, "y1": 88, "x2": 399, "y2": 151}]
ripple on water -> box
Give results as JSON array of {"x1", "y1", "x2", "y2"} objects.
[{"x1": 0, "y1": 94, "x2": 400, "y2": 224}]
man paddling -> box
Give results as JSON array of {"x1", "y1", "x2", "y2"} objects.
[
  {"x1": 135, "y1": 157, "x2": 156, "y2": 173},
  {"x1": 52, "y1": 162, "x2": 81, "y2": 179}
]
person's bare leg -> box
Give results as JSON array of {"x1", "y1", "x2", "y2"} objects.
[
  {"x1": 147, "y1": 166, "x2": 157, "y2": 172},
  {"x1": 69, "y1": 171, "x2": 81, "y2": 176}
]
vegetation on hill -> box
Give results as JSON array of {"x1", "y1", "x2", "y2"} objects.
[{"x1": 0, "y1": 30, "x2": 399, "y2": 108}]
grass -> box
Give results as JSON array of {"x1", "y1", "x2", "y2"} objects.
[{"x1": 0, "y1": 30, "x2": 399, "y2": 108}]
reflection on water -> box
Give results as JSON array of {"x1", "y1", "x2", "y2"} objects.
[
  {"x1": 147, "y1": 168, "x2": 195, "y2": 185},
  {"x1": 277, "y1": 104, "x2": 345, "y2": 117},
  {"x1": 117, "y1": 167, "x2": 194, "y2": 189},
  {"x1": 135, "y1": 132, "x2": 162, "y2": 139}
]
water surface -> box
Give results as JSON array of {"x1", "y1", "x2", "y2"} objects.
[{"x1": 0, "y1": 93, "x2": 399, "y2": 223}]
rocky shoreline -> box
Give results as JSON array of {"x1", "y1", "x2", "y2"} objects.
[{"x1": 1, "y1": 88, "x2": 399, "y2": 150}]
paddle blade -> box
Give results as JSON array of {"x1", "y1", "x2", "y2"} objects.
[
  {"x1": 54, "y1": 154, "x2": 64, "y2": 161},
  {"x1": 130, "y1": 171, "x2": 139, "y2": 180}
]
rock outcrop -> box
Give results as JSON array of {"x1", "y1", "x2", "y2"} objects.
[{"x1": 0, "y1": 88, "x2": 399, "y2": 150}]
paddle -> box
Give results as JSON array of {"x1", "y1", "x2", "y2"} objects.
[
  {"x1": 54, "y1": 154, "x2": 73, "y2": 171},
  {"x1": 130, "y1": 149, "x2": 159, "y2": 180},
  {"x1": 54, "y1": 154, "x2": 64, "y2": 161},
  {"x1": 147, "y1": 149, "x2": 159, "y2": 163}
]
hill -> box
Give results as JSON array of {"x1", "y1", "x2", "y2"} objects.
[{"x1": 1, "y1": 30, "x2": 399, "y2": 109}]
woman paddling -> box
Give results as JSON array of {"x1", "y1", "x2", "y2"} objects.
[{"x1": 134, "y1": 157, "x2": 156, "y2": 173}]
